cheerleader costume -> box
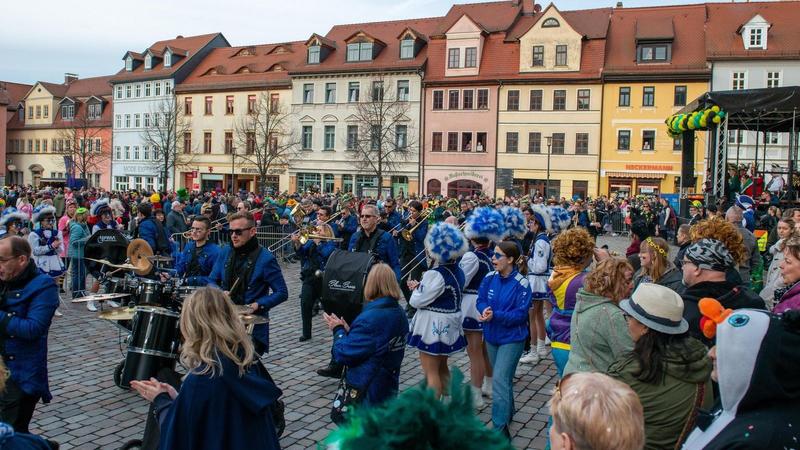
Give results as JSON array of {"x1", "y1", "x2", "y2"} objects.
[
  {"x1": 407, "y1": 262, "x2": 466, "y2": 355},
  {"x1": 29, "y1": 228, "x2": 65, "y2": 277},
  {"x1": 459, "y1": 246, "x2": 493, "y2": 331},
  {"x1": 527, "y1": 232, "x2": 552, "y2": 301},
  {"x1": 92, "y1": 220, "x2": 119, "y2": 234}
]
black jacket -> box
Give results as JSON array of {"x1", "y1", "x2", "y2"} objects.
[{"x1": 681, "y1": 280, "x2": 765, "y2": 347}]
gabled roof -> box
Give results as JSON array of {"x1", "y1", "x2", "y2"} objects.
[
  {"x1": 0, "y1": 81, "x2": 31, "y2": 109},
  {"x1": 603, "y1": 4, "x2": 709, "y2": 78},
  {"x1": 111, "y1": 32, "x2": 228, "y2": 83},
  {"x1": 305, "y1": 33, "x2": 337, "y2": 49},
  {"x1": 434, "y1": 1, "x2": 522, "y2": 36},
  {"x1": 36, "y1": 82, "x2": 69, "y2": 98},
  {"x1": 123, "y1": 51, "x2": 145, "y2": 61},
  {"x1": 176, "y1": 41, "x2": 307, "y2": 92},
  {"x1": 343, "y1": 30, "x2": 387, "y2": 47},
  {"x1": 505, "y1": 6, "x2": 611, "y2": 42},
  {"x1": 397, "y1": 27, "x2": 429, "y2": 42},
  {"x1": 706, "y1": 1, "x2": 800, "y2": 60},
  {"x1": 6, "y1": 76, "x2": 114, "y2": 130},
  {"x1": 292, "y1": 16, "x2": 442, "y2": 75}
]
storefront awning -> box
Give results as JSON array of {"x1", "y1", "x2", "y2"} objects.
[{"x1": 606, "y1": 172, "x2": 665, "y2": 179}]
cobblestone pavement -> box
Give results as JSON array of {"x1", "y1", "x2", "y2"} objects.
[{"x1": 30, "y1": 235, "x2": 645, "y2": 450}]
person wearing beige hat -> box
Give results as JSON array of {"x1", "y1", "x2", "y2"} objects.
[{"x1": 608, "y1": 283, "x2": 713, "y2": 450}]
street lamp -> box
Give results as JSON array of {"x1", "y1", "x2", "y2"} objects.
[
  {"x1": 545, "y1": 135, "x2": 553, "y2": 200},
  {"x1": 230, "y1": 146, "x2": 236, "y2": 193}
]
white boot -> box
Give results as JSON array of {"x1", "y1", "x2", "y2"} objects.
[
  {"x1": 86, "y1": 301, "x2": 98, "y2": 312},
  {"x1": 520, "y1": 351, "x2": 540, "y2": 365},
  {"x1": 107, "y1": 301, "x2": 121, "y2": 308},
  {"x1": 482, "y1": 377, "x2": 493, "y2": 398},
  {"x1": 471, "y1": 385, "x2": 485, "y2": 408},
  {"x1": 537, "y1": 340, "x2": 549, "y2": 358},
  {"x1": 54, "y1": 309, "x2": 63, "y2": 317}
]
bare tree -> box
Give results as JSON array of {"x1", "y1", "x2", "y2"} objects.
[
  {"x1": 140, "y1": 97, "x2": 194, "y2": 192},
  {"x1": 56, "y1": 99, "x2": 111, "y2": 186},
  {"x1": 234, "y1": 91, "x2": 302, "y2": 194},
  {"x1": 347, "y1": 74, "x2": 417, "y2": 196}
]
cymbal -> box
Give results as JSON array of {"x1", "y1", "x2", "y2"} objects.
[
  {"x1": 127, "y1": 239, "x2": 154, "y2": 276},
  {"x1": 84, "y1": 258, "x2": 139, "y2": 271},
  {"x1": 147, "y1": 255, "x2": 174, "y2": 262},
  {"x1": 239, "y1": 314, "x2": 269, "y2": 326},
  {"x1": 98, "y1": 307, "x2": 135, "y2": 321},
  {"x1": 71, "y1": 293, "x2": 130, "y2": 303}
]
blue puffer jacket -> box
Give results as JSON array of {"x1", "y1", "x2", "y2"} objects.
[
  {"x1": 208, "y1": 245, "x2": 288, "y2": 348},
  {"x1": 138, "y1": 217, "x2": 170, "y2": 254},
  {"x1": 476, "y1": 270, "x2": 532, "y2": 345},
  {"x1": 0, "y1": 423, "x2": 52, "y2": 450},
  {"x1": 332, "y1": 296, "x2": 408, "y2": 406},
  {"x1": 0, "y1": 265, "x2": 59, "y2": 402}
]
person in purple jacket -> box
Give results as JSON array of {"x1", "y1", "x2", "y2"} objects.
[{"x1": 476, "y1": 240, "x2": 532, "y2": 440}]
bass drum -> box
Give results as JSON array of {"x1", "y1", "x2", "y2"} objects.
[
  {"x1": 120, "y1": 306, "x2": 180, "y2": 387},
  {"x1": 321, "y1": 250, "x2": 374, "y2": 324}
]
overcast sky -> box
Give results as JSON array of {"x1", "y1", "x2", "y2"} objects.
[{"x1": 2, "y1": 0, "x2": 706, "y2": 84}]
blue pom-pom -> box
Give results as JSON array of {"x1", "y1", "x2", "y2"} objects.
[
  {"x1": 499, "y1": 206, "x2": 526, "y2": 239},
  {"x1": 464, "y1": 207, "x2": 505, "y2": 242},
  {"x1": 548, "y1": 206, "x2": 572, "y2": 234},
  {"x1": 0, "y1": 208, "x2": 28, "y2": 227},
  {"x1": 425, "y1": 223, "x2": 468, "y2": 263}
]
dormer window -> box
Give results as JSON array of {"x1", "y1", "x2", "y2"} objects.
[
  {"x1": 542, "y1": 18, "x2": 560, "y2": 28},
  {"x1": 88, "y1": 103, "x2": 102, "y2": 120},
  {"x1": 347, "y1": 42, "x2": 373, "y2": 62},
  {"x1": 62, "y1": 104, "x2": 74, "y2": 120},
  {"x1": 145, "y1": 54, "x2": 152, "y2": 70},
  {"x1": 741, "y1": 15, "x2": 769, "y2": 50},
  {"x1": 125, "y1": 57, "x2": 133, "y2": 71},
  {"x1": 400, "y1": 38, "x2": 414, "y2": 59},
  {"x1": 637, "y1": 42, "x2": 671, "y2": 63},
  {"x1": 18, "y1": 106, "x2": 23, "y2": 121},
  {"x1": 749, "y1": 28, "x2": 764, "y2": 49},
  {"x1": 164, "y1": 50, "x2": 172, "y2": 68},
  {"x1": 308, "y1": 45, "x2": 320, "y2": 64}
]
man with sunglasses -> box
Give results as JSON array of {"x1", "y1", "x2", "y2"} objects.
[
  {"x1": 208, "y1": 211, "x2": 288, "y2": 354},
  {"x1": 166, "y1": 216, "x2": 220, "y2": 286}
]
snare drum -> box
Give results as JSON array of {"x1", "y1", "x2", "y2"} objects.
[
  {"x1": 137, "y1": 279, "x2": 164, "y2": 306},
  {"x1": 120, "y1": 306, "x2": 180, "y2": 386}
]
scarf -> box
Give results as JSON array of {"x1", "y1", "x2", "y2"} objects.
[{"x1": 548, "y1": 264, "x2": 582, "y2": 292}]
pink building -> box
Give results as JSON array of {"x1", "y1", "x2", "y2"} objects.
[
  {"x1": 0, "y1": 81, "x2": 32, "y2": 185},
  {"x1": 421, "y1": 1, "x2": 527, "y2": 197}
]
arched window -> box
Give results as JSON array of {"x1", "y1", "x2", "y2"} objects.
[
  {"x1": 427, "y1": 179, "x2": 441, "y2": 195},
  {"x1": 542, "y1": 18, "x2": 560, "y2": 28}
]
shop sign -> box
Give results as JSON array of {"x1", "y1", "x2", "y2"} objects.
[
  {"x1": 625, "y1": 164, "x2": 673, "y2": 171},
  {"x1": 191, "y1": 170, "x2": 198, "y2": 178},
  {"x1": 241, "y1": 168, "x2": 259, "y2": 174},
  {"x1": 444, "y1": 170, "x2": 490, "y2": 183},
  {"x1": 120, "y1": 164, "x2": 158, "y2": 175}
]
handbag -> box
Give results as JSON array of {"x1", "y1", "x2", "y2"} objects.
[{"x1": 330, "y1": 369, "x2": 365, "y2": 425}]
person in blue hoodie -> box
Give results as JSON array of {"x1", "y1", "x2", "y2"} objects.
[
  {"x1": 476, "y1": 240, "x2": 532, "y2": 439},
  {"x1": 131, "y1": 287, "x2": 281, "y2": 450},
  {"x1": 323, "y1": 263, "x2": 408, "y2": 417}
]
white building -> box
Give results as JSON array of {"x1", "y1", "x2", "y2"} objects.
[{"x1": 109, "y1": 33, "x2": 229, "y2": 192}]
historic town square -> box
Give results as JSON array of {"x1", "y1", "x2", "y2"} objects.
[{"x1": 1, "y1": 0, "x2": 799, "y2": 448}]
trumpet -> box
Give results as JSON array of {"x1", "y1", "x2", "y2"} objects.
[
  {"x1": 400, "y1": 208, "x2": 432, "y2": 241},
  {"x1": 298, "y1": 232, "x2": 343, "y2": 245}
]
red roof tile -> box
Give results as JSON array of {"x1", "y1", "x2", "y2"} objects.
[
  {"x1": 706, "y1": 1, "x2": 800, "y2": 60},
  {"x1": 38, "y1": 82, "x2": 69, "y2": 98},
  {"x1": 434, "y1": 1, "x2": 522, "y2": 36},
  {"x1": 177, "y1": 41, "x2": 307, "y2": 92},
  {"x1": 111, "y1": 33, "x2": 228, "y2": 83},
  {"x1": 292, "y1": 17, "x2": 443, "y2": 75},
  {"x1": 424, "y1": 33, "x2": 519, "y2": 84},
  {"x1": 603, "y1": 4, "x2": 709, "y2": 78},
  {"x1": 1, "y1": 82, "x2": 32, "y2": 109}
]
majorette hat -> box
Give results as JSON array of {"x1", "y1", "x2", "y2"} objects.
[
  {"x1": 499, "y1": 206, "x2": 526, "y2": 240},
  {"x1": 90, "y1": 198, "x2": 112, "y2": 217},
  {"x1": 31, "y1": 205, "x2": 56, "y2": 223},
  {"x1": 464, "y1": 207, "x2": 505, "y2": 242},
  {"x1": 424, "y1": 222, "x2": 468, "y2": 263},
  {"x1": 0, "y1": 207, "x2": 28, "y2": 228},
  {"x1": 548, "y1": 205, "x2": 572, "y2": 235},
  {"x1": 530, "y1": 204, "x2": 552, "y2": 234}
]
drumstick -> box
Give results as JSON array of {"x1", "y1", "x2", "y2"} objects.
[{"x1": 229, "y1": 278, "x2": 241, "y2": 293}]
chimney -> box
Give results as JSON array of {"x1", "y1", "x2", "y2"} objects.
[
  {"x1": 64, "y1": 73, "x2": 79, "y2": 84},
  {"x1": 522, "y1": 0, "x2": 536, "y2": 15},
  {"x1": 616, "y1": 1, "x2": 623, "y2": 7}
]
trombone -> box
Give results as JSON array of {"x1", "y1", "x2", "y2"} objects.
[
  {"x1": 400, "y1": 208, "x2": 432, "y2": 241},
  {"x1": 297, "y1": 228, "x2": 343, "y2": 245}
]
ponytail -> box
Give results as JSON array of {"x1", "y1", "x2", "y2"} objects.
[{"x1": 496, "y1": 241, "x2": 528, "y2": 276}]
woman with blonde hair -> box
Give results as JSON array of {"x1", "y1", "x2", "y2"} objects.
[
  {"x1": 565, "y1": 258, "x2": 634, "y2": 375},
  {"x1": 634, "y1": 237, "x2": 683, "y2": 292},
  {"x1": 131, "y1": 287, "x2": 281, "y2": 450},
  {"x1": 323, "y1": 263, "x2": 408, "y2": 422}
]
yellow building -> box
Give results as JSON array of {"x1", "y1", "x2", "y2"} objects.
[
  {"x1": 599, "y1": 4, "x2": 710, "y2": 197},
  {"x1": 496, "y1": 6, "x2": 611, "y2": 200},
  {"x1": 173, "y1": 43, "x2": 305, "y2": 193}
]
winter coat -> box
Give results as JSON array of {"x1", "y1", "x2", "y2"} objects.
[
  {"x1": 476, "y1": 270, "x2": 532, "y2": 345},
  {"x1": 773, "y1": 281, "x2": 800, "y2": 314},
  {"x1": 564, "y1": 289, "x2": 633, "y2": 375},
  {"x1": 174, "y1": 241, "x2": 221, "y2": 286},
  {"x1": 609, "y1": 337, "x2": 713, "y2": 450},
  {"x1": 0, "y1": 423, "x2": 53, "y2": 450},
  {"x1": 0, "y1": 262, "x2": 59, "y2": 402},
  {"x1": 332, "y1": 296, "x2": 408, "y2": 405},
  {"x1": 153, "y1": 355, "x2": 281, "y2": 450},
  {"x1": 68, "y1": 221, "x2": 90, "y2": 260},
  {"x1": 760, "y1": 240, "x2": 786, "y2": 309},
  {"x1": 681, "y1": 280, "x2": 765, "y2": 347},
  {"x1": 634, "y1": 265, "x2": 684, "y2": 294}
]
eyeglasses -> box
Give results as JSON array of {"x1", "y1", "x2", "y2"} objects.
[
  {"x1": 492, "y1": 252, "x2": 507, "y2": 260},
  {"x1": 229, "y1": 227, "x2": 254, "y2": 236},
  {"x1": 0, "y1": 255, "x2": 20, "y2": 263},
  {"x1": 360, "y1": 214, "x2": 376, "y2": 219}
]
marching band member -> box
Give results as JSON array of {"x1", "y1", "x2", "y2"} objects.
[
  {"x1": 476, "y1": 240, "x2": 531, "y2": 439},
  {"x1": 520, "y1": 205, "x2": 553, "y2": 365},
  {"x1": 27, "y1": 205, "x2": 65, "y2": 281},
  {"x1": 292, "y1": 223, "x2": 337, "y2": 342},
  {"x1": 208, "y1": 211, "x2": 288, "y2": 355},
  {"x1": 167, "y1": 216, "x2": 220, "y2": 286},
  {"x1": 0, "y1": 208, "x2": 28, "y2": 239},
  {"x1": 336, "y1": 206, "x2": 358, "y2": 251},
  {"x1": 460, "y1": 207, "x2": 505, "y2": 407},
  {"x1": 315, "y1": 206, "x2": 337, "y2": 237},
  {"x1": 407, "y1": 223, "x2": 468, "y2": 398},
  {"x1": 381, "y1": 198, "x2": 403, "y2": 233},
  {"x1": 498, "y1": 206, "x2": 527, "y2": 253},
  {"x1": 90, "y1": 199, "x2": 120, "y2": 234},
  {"x1": 399, "y1": 201, "x2": 428, "y2": 309},
  {"x1": 458, "y1": 200, "x2": 473, "y2": 225}
]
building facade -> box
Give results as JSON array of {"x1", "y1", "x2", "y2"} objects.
[
  {"x1": 6, "y1": 76, "x2": 113, "y2": 188},
  {"x1": 496, "y1": 6, "x2": 610, "y2": 200},
  {"x1": 174, "y1": 42, "x2": 304, "y2": 193},
  {"x1": 1, "y1": 81, "x2": 31, "y2": 185},
  {"x1": 706, "y1": 2, "x2": 800, "y2": 177},
  {"x1": 600, "y1": 4, "x2": 709, "y2": 197},
  {"x1": 110, "y1": 33, "x2": 229, "y2": 192},
  {"x1": 288, "y1": 18, "x2": 441, "y2": 197}
]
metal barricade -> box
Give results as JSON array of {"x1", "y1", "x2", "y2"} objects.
[
  {"x1": 608, "y1": 211, "x2": 630, "y2": 236},
  {"x1": 174, "y1": 224, "x2": 297, "y2": 265}
]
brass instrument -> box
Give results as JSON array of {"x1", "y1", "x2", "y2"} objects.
[
  {"x1": 401, "y1": 221, "x2": 467, "y2": 279},
  {"x1": 298, "y1": 232, "x2": 343, "y2": 245},
  {"x1": 289, "y1": 203, "x2": 306, "y2": 226},
  {"x1": 400, "y1": 208, "x2": 432, "y2": 241}
]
